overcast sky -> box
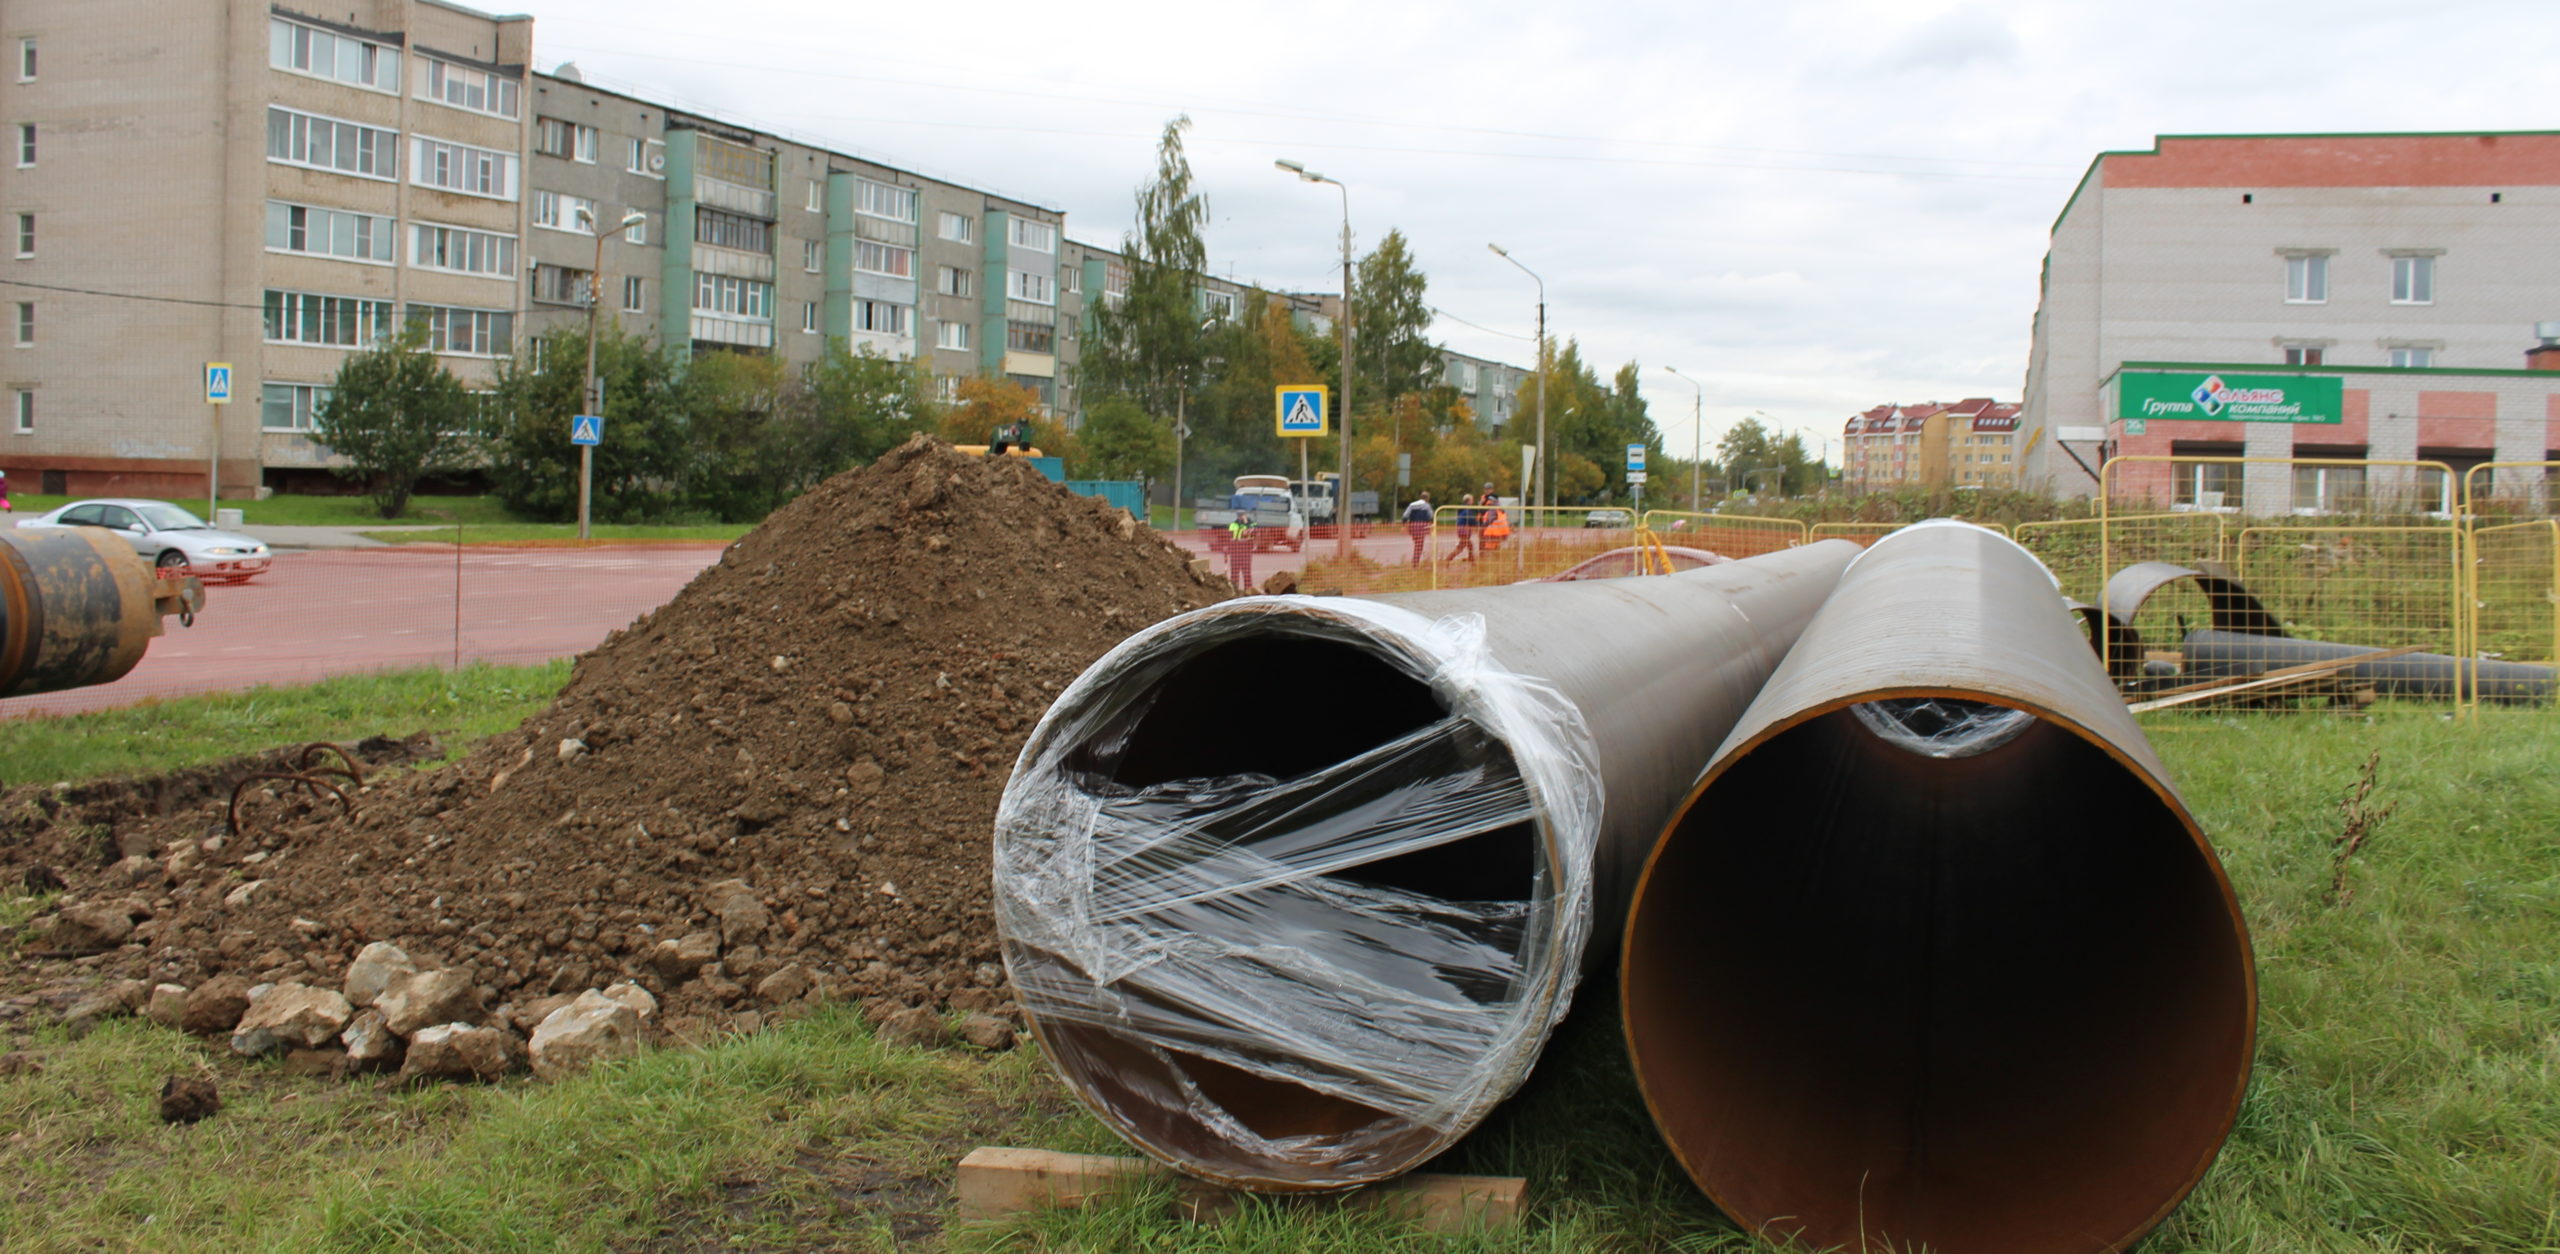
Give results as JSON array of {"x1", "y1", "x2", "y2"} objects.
[{"x1": 527, "y1": 0, "x2": 2551, "y2": 461}]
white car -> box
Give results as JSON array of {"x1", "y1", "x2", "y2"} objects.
[{"x1": 15, "y1": 498, "x2": 272, "y2": 582}]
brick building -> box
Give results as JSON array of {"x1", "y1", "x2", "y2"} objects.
[{"x1": 1843, "y1": 398, "x2": 2019, "y2": 490}]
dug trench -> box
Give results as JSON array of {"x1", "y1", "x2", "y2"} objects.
[{"x1": 0, "y1": 436, "x2": 1230, "y2": 1071}]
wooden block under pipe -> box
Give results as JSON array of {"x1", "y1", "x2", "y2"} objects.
[{"x1": 953, "y1": 1146, "x2": 1526, "y2": 1232}]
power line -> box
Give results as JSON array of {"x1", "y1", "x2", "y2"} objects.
[{"x1": 1431, "y1": 306, "x2": 1533, "y2": 341}]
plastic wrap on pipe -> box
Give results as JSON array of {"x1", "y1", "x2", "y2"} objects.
[
  {"x1": 994, "y1": 541, "x2": 1860, "y2": 1190},
  {"x1": 1624, "y1": 520, "x2": 2257, "y2": 1254}
]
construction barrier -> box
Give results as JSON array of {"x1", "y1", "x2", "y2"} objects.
[{"x1": 1808, "y1": 519, "x2": 2009, "y2": 548}]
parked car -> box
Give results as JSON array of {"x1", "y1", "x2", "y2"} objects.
[
  {"x1": 14, "y1": 498, "x2": 272, "y2": 582},
  {"x1": 1538, "y1": 545, "x2": 1731, "y2": 582},
  {"x1": 1583, "y1": 508, "x2": 1634, "y2": 529}
]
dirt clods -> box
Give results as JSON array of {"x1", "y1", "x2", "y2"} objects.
[{"x1": 157, "y1": 1074, "x2": 219, "y2": 1124}]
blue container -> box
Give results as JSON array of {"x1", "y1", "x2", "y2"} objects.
[{"x1": 1065, "y1": 479, "x2": 1146, "y2": 514}]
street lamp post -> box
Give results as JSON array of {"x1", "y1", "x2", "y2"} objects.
[
  {"x1": 576, "y1": 205, "x2": 648, "y2": 542},
  {"x1": 1487, "y1": 244, "x2": 1546, "y2": 513},
  {"x1": 1663, "y1": 365, "x2": 1703, "y2": 513},
  {"x1": 1275, "y1": 159, "x2": 1353, "y2": 557}
]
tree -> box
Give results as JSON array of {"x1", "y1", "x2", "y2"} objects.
[
  {"x1": 1352, "y1": 229, "x2": 1439, "y2": 407},
  {"x1": 941, "y1": 376, "x2": 1082, "y2": 470},
  {"x1": 485, "y1": 325, "x2": 692, "y2": 522},
  {"x1": 313, "y1": 322, "x2": 474, "y2": 518},
  {"x1": 1079, "y1": 396, "x2": 1173, "y2": 482},
  {"x1": 799, "y1": 339, "x2": 936, "y2": 473},
  {"x1": 1081, "y1": 116, "x2": 1213, "y2": 418}
]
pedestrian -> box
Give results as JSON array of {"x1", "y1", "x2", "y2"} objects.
[
  {"x1": 0, "y1": 467, "x2": 11, "y2": 517},
  {"x1": 1226, "y1": 511, "x2": 1255, "y2": 590},
  {"x1": 1482, "y1": 499, "x2": 1511, "y2": 553},
  {"x1": 1401, "y1": 491, "x2": 1433, "y2": 566},
  {"x1": 1451, "y1": 493, "x2": 1479, "y2": 563}
]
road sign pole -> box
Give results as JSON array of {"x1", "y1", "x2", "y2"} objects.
[
  {"x1": 578, "y1": 445, "x2": 593, "y2": 541},
  {"x1": 208, "y1": 400, "x2": 219, "y2": 519}
]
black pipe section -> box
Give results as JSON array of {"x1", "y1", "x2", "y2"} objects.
[
  {"x1": 1624, "y1": 522, "x2": 2257, "y2": 1254},
  {"x1": 2182, "y1": 628, "x2": 2555, "y2": 704},
  {"x1": 0, "y1": 528, "x2": 199, "y2": 699},
  {"x1": 992, "y1": 541, "x2": 1860, "y2": 1190}
]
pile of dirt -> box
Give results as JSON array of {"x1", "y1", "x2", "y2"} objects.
[{"x1": 3, "y1": 436, "x2": 1227, "y2": 1040}]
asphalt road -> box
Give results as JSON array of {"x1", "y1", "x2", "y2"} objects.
[{"x1": 1, "y1": 543, "x2": 724, "y2": 719}]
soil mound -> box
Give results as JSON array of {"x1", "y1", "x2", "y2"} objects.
[{"x1": 3, "y1": 436, "x2": 1226, "y2": 1035}]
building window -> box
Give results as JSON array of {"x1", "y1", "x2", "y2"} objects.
[
  {"x1": 266, "y1": 107, "x2": 398, "y2": 180},
  {"x1": 407, "y1": 303, "x2": 513, "y2": 356},
  {"x1": 695, "y1": 208, "x2": 770, "y2": 253},
  {"x1": 933, "y1": 375, "x2": 961, "y2": 404},
  {"x1": 12, "y1": 389, "x2": 29, "y2": 434},
  {"x1": 263, "y1": 290, "x2": 395, "y2": 347},
  {"x1": 1008, "y1": 321, "x2": 1055, "y2": 354},
  {"x1": 693, "y1": 273, "x2": 773, "y2": 319},
  {"x1": 534, "y1": 119, "x2": 596, "y2": 163},
  {"x1": 808, "y1": 180, "x2": 824, "y2": 213},
  {"x1": 269, "y1": 17, "x2": 399, "y2": 92},
  {"x1": 410, "y1": 136, "x2": 517, "y2": 199},
  {"x1": 270, "y1": 202, "x2": 397, "y2": 264},
  {"x1": 2171, "y1": 454, "x2": 2242, "y2": 510},
  {"x1": 853, "y1": 300, "x2": 911, "y2": 336},
  {"x1": 856, "y1": 179, "x2": 917, "y2": 223},
  {"x1": 13, "y1": 301, "x2": 29, "y2": 346},
  {"x1": 2284, "y1": 254, "x2": 2328, "y2": 304},
  {"x1": 1203, "y1": 290, "x2": 1237, "y2": 321},
  {"x1": 2387, "y1": 346, "x2": 2435, "y2": 368},
  {"x1": 1008, "y1": 269, "x2": 1055, "y2": 305},
  {"x1": 936, "y1": 266, "x2": 973, "y2": 298},
  {"x1": 622, "y1": 276, "x2": 644, "y2": 312},
  {"x1": 417, "y1": 57, "x2": 519, "y2": 118},
  {"x1": 2391, "y1": 255, "x2": 2435, "y2": 305},
  {"x1": 937, "y1": 321, "x2": 971, "y2": 351},
  {"x1": 534, "y1": 191, "x2": 598, "y2": 234},
  {"x1": 532, "y1": 264, "x2": 594, "y2": 306},
  {"x1": 855, "y1": 240, "x2": 913, "y2": 278},
  {"x1": 2283, "y1": 345, "x2": 2325, "y2": 366},
  {"x1": 938, "y1": 211, "x2": 974, "y2": 244},
  {"x1": 696, "y1": 135, "x2": 772, "y2": 191},
  {"x1": 16, "y1": 38, "x2": 32, "y2": 82},
  {"x1": 2291, "y1": 461, "x2": 2369, "y2": 514},
  {"x1": 623, "y1": 214, "x2": 647, "y2": 245},
  {"x1": 1063, "y1": 266, "x2": 1081, "y2": 294},
  {"x1": 803, "y1": 239, "x2": 823, "y2": 272},
  {"x1": 802, "y1": 302, "x2": 819, "y2": 334},
  {"x1": 260, "y1": 382, "x2": 332, "y2": 432},
  {"x1": 1009, "y1": 217, "x2": 1056, "y2": 252},
  {"x1": 13, "y1": 123, "x2": 29, "y2": 168},
  {"x1": 14, "y1": 213, "x2": 29, "y2": 258},
  {"x1": 628, "y1": 138, "x2": 666, "y2": 177}
]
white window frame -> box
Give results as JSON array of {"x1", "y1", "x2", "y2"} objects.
[
  {"x1": 1203, "y1": 290, "x2": 1237, "y2": 321},
  {"x1": 14, "y1": 213, "x2": 30, "y2": 259},
  {"x1": 808, "y1": 180, "x2": 824, "y2": 213},
  {"x1": 13, "y1": 301, "x2": 30, "y2": 347},
  {"x1": 1009, "y1": 269, "x2": 1055, "y2": 306},
  {"x1": 803, "y1": 239, "x2": 823, "y2": 273},
  {"x1": 409, "y1": 135, "x2": 517, "y2": 200},
  {"x1": 13, "y1": 123, "x2": 29, "y2": 169},
  {"x1": 531, "y1": 264, "x2": 593, "y2": 307},
  {"x1": 628, "y1": 137, "x2": 666, "y2": 178},
  {"x1": 855, "y1": 240, "x2": 913, "y2": 278},
  {"x1": 11, "y1": 389, "x2": 29, "y2": 434},
  {"x1": 2282, "y1": 345, "x2": 2325, "y2": 367},
  {"x1": 266, "y1": 107, "x2": 398, "y2": 181},
  {"x1": 260, "y1": 381, "x2": 333, "y2": 433},
  {"x1": 856, "y1": 179, "x2": 917, "y2": 223},
  {"x1": 269, "y1": 17, "x2": 399, "y2": 94},
  {"x1": 263, "y1": 289, "x2": 396, "y2": 348},
  {"x1": 854, "y1": 300, "x2": 912, "y2": 337},
  {"x1": 1009, "y1": 217, "x2": 1056, "y2": 253},
  {"x1": 533, "y1": 191, "x2": 597, "y2": 235},
  {"x1": 2391, "y1": 254, "x2": 2436, "y2": 305},
  {"x1": 692, "y1": 273, "x2": 773, "y2": 320},
  {"x1": 268, "y1": 201, "x2": 398, "y2": 265},
  {"x1": 938, "y1": 211, "x2": 974, "y2": 244},
  {"x1": 936, "y1": 266, "x2": 973, "y2": 298},
  {"x1": 937, "y1": 320, "x2": 972, "y2": 351},
  {"x1": 1063, "y1": 266, "x2": 1081, "y2": 294},
  {"x1": 16, "y1": 38, "x2": 32, "y2": 83},
  {"x1": 2387, "y1": 346, "x2": 2435, "y2": 368},
  {"x1": 2284, "y1": 253, "x2": 2328, "y2": 304},
  {"x1": 624, "y1": 214, "x2": 648, "y2": 245},
  {"x1": 406, "y1": 303, "x2": 513, "y2": 357},
  {"x1": 622, "y1": 275, "x2": 645, "y2": 312},
  {"x1": 416, "y1": 55, "x2": 520, "y2": 119},
  {"x1": 572, "y1": 123, "x2": 598, "y2": 164},
  {"x1": 802, "y1": 301, "x2": 819, "y2": 334}
]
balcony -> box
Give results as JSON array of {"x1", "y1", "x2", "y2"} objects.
[{"x1": 695, "y1": 176, "x2": 775, "y2": 220}]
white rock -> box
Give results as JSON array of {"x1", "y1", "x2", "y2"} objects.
[
  {"x1": 527, "y1": 990, "x2": 643, "y2": 1079},
  {"x1": 557, "y1": 737, "x2": 587, "y2": 762},
  {"x1": 341, "y1": 941, "x2": 418, "y2": 1008},
  {"x1": 144, "y1": 983, "x2": 190, "y2": 1028},
  {"x1": 375, "y1": 968, "x2": 484, "y2": 1037},
  {"x1": 223, "y1": 880, "x2": 267, "y2": 908},
  {"x1": 230, "y1": 982, "x2": 354, "y2": 1056},
  {"x1": 400, "y1": 1022, "x2": 521, "y2": 1082},
  {"x1": 600, "y1": 981, "x2": 658, "y2": 1022},
  {"x1": 340, "y1": 1008, "x2": 401, "y2": 1068}
]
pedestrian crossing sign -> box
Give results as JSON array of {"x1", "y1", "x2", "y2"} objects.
[
  {"x1": 1275, "y1": 385, "x2": 1328, "y2": 438},
  {"x1": 571, "y1": 414, "x2": 604, "y2": 446}
]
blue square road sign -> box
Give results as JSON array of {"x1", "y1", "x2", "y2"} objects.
[{"x1": 571, "y1": 414, "x2": 604, "y2": 446}]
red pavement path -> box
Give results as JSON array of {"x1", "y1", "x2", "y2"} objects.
[{"x1": 1, "y1": 543, "x2": 724, "y2": 719}]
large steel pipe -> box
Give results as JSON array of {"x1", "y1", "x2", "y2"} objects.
[
  {"x1": 994, "y1": 541, "x2": 1860, "y2": 1190},
  {"x1": 0, "y1": 527, "x2": 201, "y2": 699},
  {"x1": 1624, "y1": 522, "x2": 2256, "y2": 1254}
]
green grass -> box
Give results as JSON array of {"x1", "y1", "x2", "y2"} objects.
[
  {"x1": 0, "y1": 662, "x2": 566, "y2": 785},
  {"x1": 355, "y1": 523, "x2": 751, "y2": 545},
  {"x1": 2, "y1": 493, "x2": 520, "y2": 528},
  {"x1": 0, "y1": 695, "x2": 2554, "y2": 1250}
]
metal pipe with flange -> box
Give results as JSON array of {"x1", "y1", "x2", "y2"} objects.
[
  {"x1": 993, "y1": 540, "x2": 1860, "y2": 1191},
  {"x1": 1622, "y1": 521, "x2": 2257, "y2": 1254},
  {"x1": 0, "y1": 527, "x2": 204, "y2": 699}
]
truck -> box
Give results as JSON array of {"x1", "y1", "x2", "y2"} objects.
[{"x1": 1196, "y1": 475, "x2": 1309, "y2": 551}]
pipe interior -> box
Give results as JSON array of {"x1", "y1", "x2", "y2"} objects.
[
  {"x1": 1626, "y1": 702, "x2": 2251, "y2": 1254},
  {"x1": 1034, "y1": 631, "x2": 1544, "y2": 1184}
]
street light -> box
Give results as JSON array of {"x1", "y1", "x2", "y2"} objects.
[
  {"x1": 1663, "y1": 366, "x2": 1703, "y2": 513},
  {"x1": 1487, "y1": 243, "x2": 1546, "y2": 513},
  {"x1": 574, "y1": 204, "x2": 648, "y2": 541},
  {"x1": 1276, "y1": 159, "x2": 1354, "y2": 557}
]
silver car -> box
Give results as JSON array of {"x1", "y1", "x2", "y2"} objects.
[{"x1": 14, "y1": 498, "x2": 272, "y2": 582}]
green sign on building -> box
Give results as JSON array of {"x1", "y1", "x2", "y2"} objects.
[{"x1": 2116, "y1": 371, "x2": 2342, "y2": 424}]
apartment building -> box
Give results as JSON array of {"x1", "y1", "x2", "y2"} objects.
[
  {"x1": 0, "y1": 0, "x2": 1064, "y2": 496},
  {"x1": 1842, "y1": 398, "x2": 2021, "y2": 491},
  {"x1": 2020, "y1": 131, "x2": 2560, "y2": 510},
  {"x1": 1440, "y1": 348, "x2": 1526, "y2": 434}
]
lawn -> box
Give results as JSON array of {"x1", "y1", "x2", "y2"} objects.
[
  {"x1": 2, "y1": 493, "x2": 521, "y2": 529},
  {"x1": 0, "y1": 693, "x2": 2553, "y2": 1251}
]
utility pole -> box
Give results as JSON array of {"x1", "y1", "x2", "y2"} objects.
[
  {"x1": 1489, "y1": 244, "x2": 1546, "y2": 513},
  {"x1": 1276, "y1": 160, "x2": 1355, "y2": 556},
  {"x1": 1665, "y1": 366, "x2": 1702, "y2": 512},
  {"x1": 577, "y1": 206, "x2": 647, "y2": 541}
]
